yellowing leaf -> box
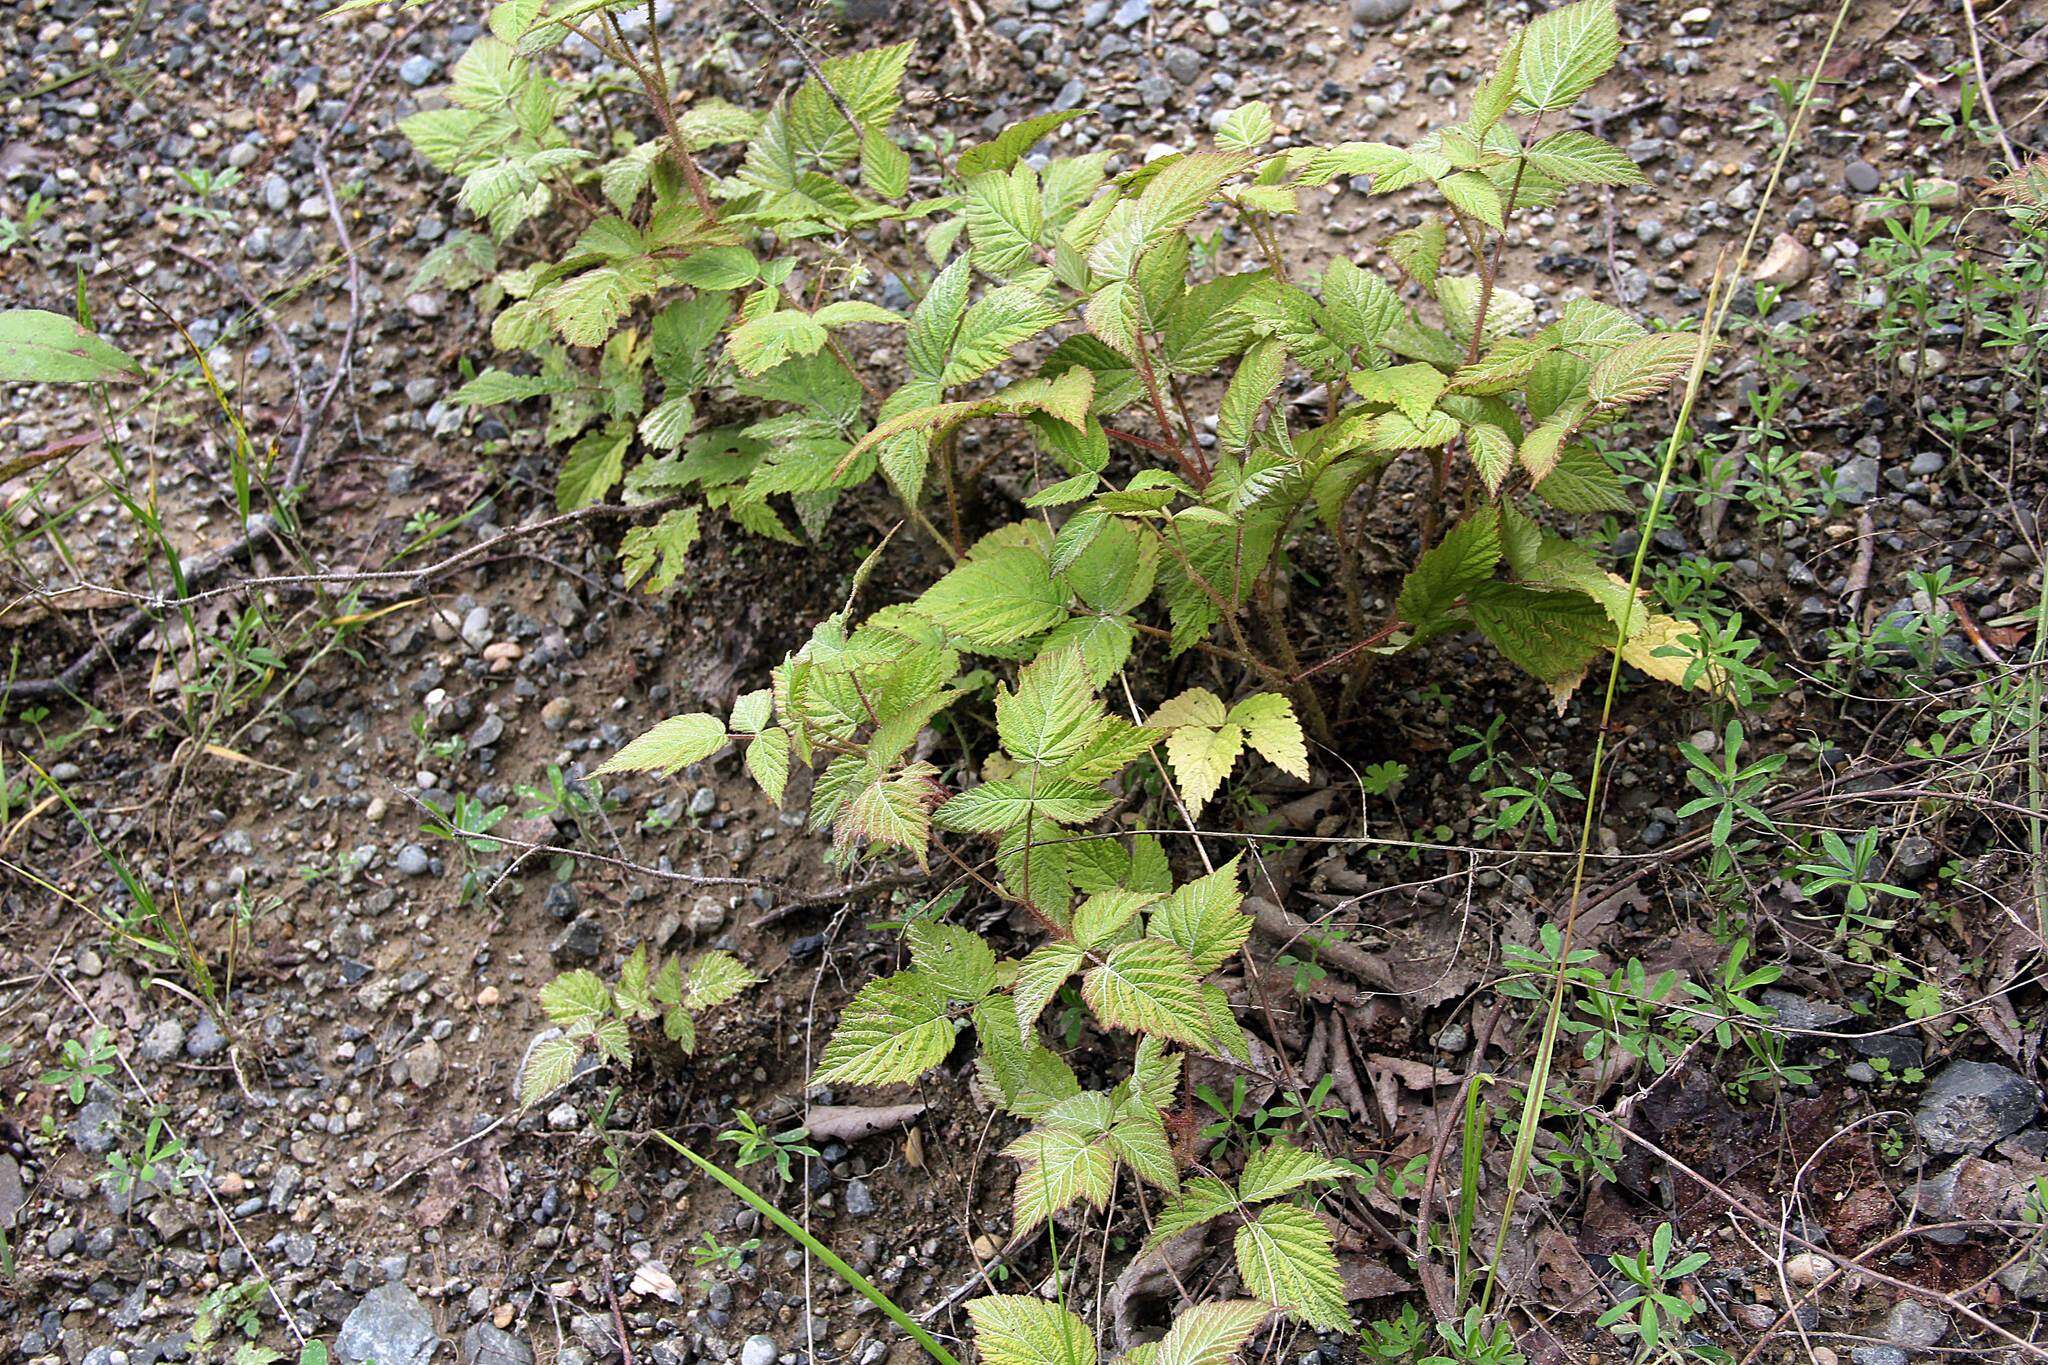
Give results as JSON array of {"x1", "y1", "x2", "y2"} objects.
[
  {"x1": 1165, "y1": 722, "x2": 1244, "y2": 814},
  {"x1": 1225, "y1": 694, "x2": 1308, "y2": 779}
]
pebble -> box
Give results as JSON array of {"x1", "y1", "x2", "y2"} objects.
[
  {"x1": 1914, "y1": 1061, "x2": 2039, "y2": 1153},
  {"x1": 1884, "y1": 1299, "x2": 1949, "y2": 1349},
  {"x1": 741, "y1": 1336, "x2": 779, "y2": 1365},
  {"x1": 844, "y1": 1179, "x2": 876, "y2": 1216},
  {"x1": 186, "y1": 1015, "x2": 228, "y2": 1060},
  {"x1": 1785, "y1": 1252, "x2": 1832, "y2": 1287},
  {"x1": 1845, "y1": 159, "x2": 1880, "y2": 193},
  {"x1": 1351, "y1": 0, "x2": 1412, "y2": 22},
  {"x1": 397, "y1": 55, "x2": 438, "y2": 87},
  {"x1": 395, "y1": 844, "x2": 433, "y2": 877},
  {"x1": 337, "y1": 1282, "x2": 441, "y2": 1365},
  {"x1": 139, "y1": 1018, "x2": 187, "y2": 1063}
]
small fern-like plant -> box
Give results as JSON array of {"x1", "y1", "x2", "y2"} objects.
[{"x1": 520, "y1": 946, "x2": 758, "y2": 1106}]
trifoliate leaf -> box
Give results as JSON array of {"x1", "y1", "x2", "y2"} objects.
[
  {"x1": 1072, "y1": 888, "x2": 1156, "y2": 950},
  {"x1": 619, "y1": 506, "x2": 701, "y2": 595},
  {"x1": 1215, "y1": 103, "x2": 1276, "y2": 152},
  {"x1": 957, "y1": 110, "x2": 1091, "y2": 178},
  {"x1": 1108, "y1": 1110, "x2": 1180, "y2": 1191},
  {"x1": 1226, "y1": 694, "x2": 1309, "y2": 780},
  {"x1": 1587, "y1": 330, "x2": 1704, "y2": 405},
  {"x1": 1151, "y1": 687, "x2": 1228, "y2": 731},
  {"x1": 814, "y1": 971, "x2": 956, "y2": 1086},
  {"x1": 1233, "y1": 1203, "x2": 1350, "y2": 1332},
  {"x1": 744, "y1": 725, "x2": 791, "y2": 804},
  {"x1": 540, "y1": 969, "x2": 612, "y2": 1033},
  {"x1": 936, "y1": 778, "x2": 1116, "y2": 833},
  {"x1": 1006, "y1": 1123, "x2": 1117, "y2": 1230},
  {"x1": 596, "y1": 713, "x2": 727, "y2": 776},
  {"x1": 555, "y1": 422, "x2": 631, "y2": 511},
  {"x1": 1526, "y1": 130, "x2": 1644, "y2": 186},
  {"x1": 997, "y1": 648, "x2": 1107, "y2": 765},
  {"x1": 1144, "y1": 1176, "x2": 1238, "y2": 1254},
  {"x1": 1349, "y1": 363, "x2": 1449, "y2": 423},
  {"x1": 915, "y1": 545, "x2": 1069, "y2": 648},
  {"x1": 1218, "y1": 339, "x2": 1285, "y2": 452},
  {"x1": 728, "y1": 310, "x2": 830, "y2": 376}
]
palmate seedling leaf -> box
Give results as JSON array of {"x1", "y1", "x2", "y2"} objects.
[
  {"x1": 1236, "y1": 1139, "x2": 1356, "y2": 1204},
  {"x1": 0, "y1": 310, "x2": 144, "y2": 384},
  {"x1": 1225, "y1": 694, "x2": 1309, "y2": 780},
  {"x1": 1083, "y1": 939, "x2": 1209, "y2": 1046},
  {"x1": 1147, "y1": 855, "x2": 1250, "y2": 974},
  {"x1": 596, "y1": 713, "x2": 727, "y2": 776},
  {"x1": 1006, "y1": 1122, "x2": 1117, "y2": 1230},
  {"x1": 1515, "y1": 0, "x2": 1621, "y2": 112},
  {"x1": 966, "y1": 1297, "x2": 1096, "y2": 1365},
  {"x1": 1396, "y1": 507, "x2": 1501, "y2": 634},
  {"x1": 1233, "y1": 1203, "x2": 1351, "y2": 1332},
  {"x1": 1154, "y1": 1301, "x2": 1273, "y2": 1365},
  {"x1": 683, "y1": 950, "x2": 760, "y2": 1011},
  {"x1": 814, "y1": 970, "x2": 956, "y2": 1086},
  {"x1": 619, "y1": 507, "x2": 701, "y2": 595}
]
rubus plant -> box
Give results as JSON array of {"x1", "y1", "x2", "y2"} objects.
[
  {"x1": 519, "y1": 946, "x2": 758, "y2": 1106},
  {"x1": 374, "y1": 0, "x2": 1738, "y2": 1355}
]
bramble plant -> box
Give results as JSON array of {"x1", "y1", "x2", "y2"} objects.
[
  {"x1": 519, "y1": 946, "x2": 759, "y2": 1106},
  {"x1": 375, "y1": 0, "x2": 1743, "y2": 1355}
]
